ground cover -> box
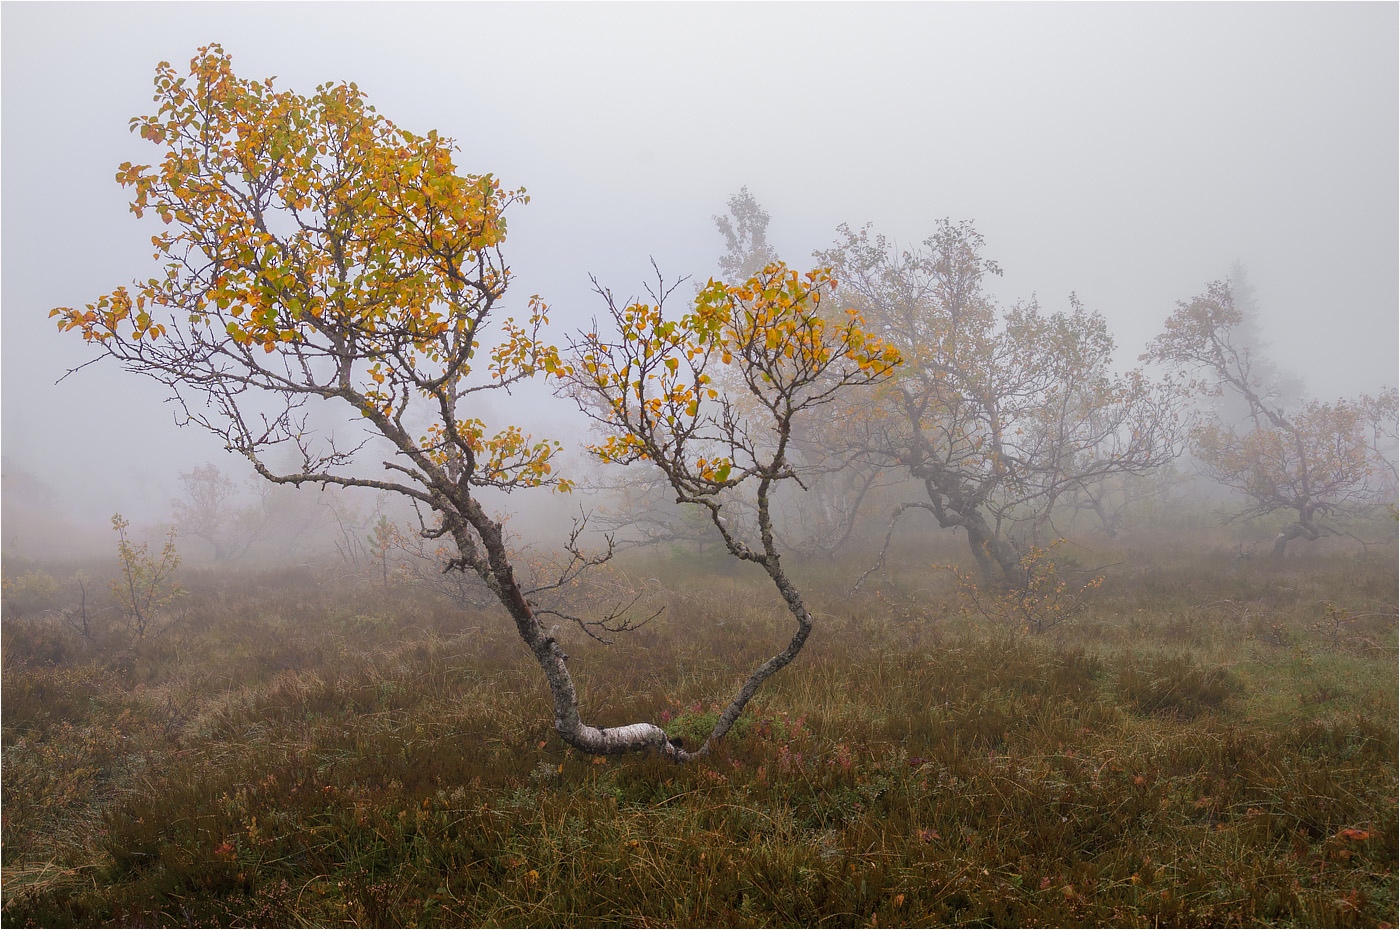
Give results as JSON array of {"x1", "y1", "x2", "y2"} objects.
[{"x1": 2, "y1": 540, "x2": 1395, "y2": 927}]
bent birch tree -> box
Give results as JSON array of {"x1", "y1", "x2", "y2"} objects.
[
  {"x1": 52, "y1": 46, "x2": 730, "y2": 759},
  {"x1": 568, "y1": 263, "x2": 901, "y2": 758}
]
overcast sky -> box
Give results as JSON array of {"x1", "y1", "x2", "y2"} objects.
[{"x1": 3, "y1": 1, "x2": 1397, "y2": 531}]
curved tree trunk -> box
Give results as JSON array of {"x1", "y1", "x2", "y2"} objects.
[
  {"x1": 1272, "y1": 523, "x2": 1305, "y2": 557},
  {"x1": 908, "y1": 472, "x2": 1027, "y2": 587},
  {"x1": 962, "y1": 513, "x2": 1026, "y2": 587},
  {"x1": 450, "y1": 500, "x2": 685, "y2": 758},
  {"x1": 687, "y1": 561, "x2": 813, "y2": 757},
  {"x1": 1273, "y1": 504, "x2": 1323, "y2": 557},
  {"x1": 449, "y1": 492, "x2": 817, "y2": 762},
  {"x1": 855, "y1": 491, "x2": 1027, "y2": 592},
  {"x1": 1272, "y1": 519, "x2": 1322, "y2": 557}
]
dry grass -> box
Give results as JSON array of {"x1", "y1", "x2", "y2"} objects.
[{"x1": 2, "y1": 539, "x2": 1395, "y2": 927}]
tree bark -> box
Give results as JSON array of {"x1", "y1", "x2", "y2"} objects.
[
  {"x1": 1272, "y1": 518, "x2": 1320, "y2": 557},
  {"x1": 962, "y1": 513, "x2": 1026, "y2": 587},
  {"x1": 1272, "y1": 502, "x2": 1323, "y2": 557},
  {"x1": 449, "y1": 499, "x2": 687, "y2": 759},
  {"x1": 689, "y1": 562, "x2": 813, "y2": 756}
]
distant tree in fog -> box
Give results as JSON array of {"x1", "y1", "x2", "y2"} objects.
[
  {"x1": 818, "y1": 221, "x2": 1182, "y2": 585},
  {"x1": 171, "y1": 463, "x2": 272, "y2": 561},
  {"x1": 51, "y1": 46, "x2": 696, "y2": 759},
  {"x1": 714, "y1": 186, "x2": 779, "y2": 281},
  {"x1": 1056, "y1": 465, "x2": 1193, "y2": 540},
  {"x1": 1146, "y1": 281, "x2": 1397, "y2": 555},
  {"x1": 1208, "y1": 263, "x2": 1305, "y2": 428}
]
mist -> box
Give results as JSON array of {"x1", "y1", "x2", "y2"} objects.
[{"x1": 3, "y1": 2, "x2": 1395, "y2": 549}]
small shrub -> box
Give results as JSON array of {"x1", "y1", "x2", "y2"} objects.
[
  {"x1": 663, "y1": 701, "x2": 762, "y2": 748},
  {"x1": 109, "y1": 514, "x2": 184, "y2": 642},
  {"x1": 946, "y1": 540, "x2": 1103, "y2": 635},
  {"x1": 0, "y1": 570, "x2": 60, "y2": 617}
]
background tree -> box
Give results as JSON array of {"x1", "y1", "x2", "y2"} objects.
[
  {"x1": 1146, "y1": 282, "x2": 1397, "y2": 554},
  {"x1": 1364, "y1": 388, "x2": 1399, "y2": 498},
  {"x1": 366, "y1": 514, "x2": 398, "y2": 586},
  {"x1": 170, "y1": 463, "x2": 274, "y2": 561},
  {"x1": 714, "y1": 186, "x2": 779, "y2": 281},
  {"x1": 819, "y1": 221, "x2": 1181, "y2": 584},
  {"x1": 1055, "y1": 465, "x2": 1193, "y2": 540},
  {"x1": 51, "y1": 46, "x2": 699, "y2": 758},
  {"x1": 569, "y1": 261, "x2": 900, "y2": 758},
  {"x1": 1213, "y1": 262, "x2": 1304, "y2": 428}
]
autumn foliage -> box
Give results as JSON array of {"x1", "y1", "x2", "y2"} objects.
[
  {"x1": 51, "y1": 45, "x2": 566, "y2": 493},
  {"x1": 575, "y1": 263, "x2": 900, "y2": 494},
  {"x1": 1146, "y1": 281, "x2": 1397, "y2": 553},
  {"x1": 48, "y1": 47, "x2": 901, "y2": 760}
]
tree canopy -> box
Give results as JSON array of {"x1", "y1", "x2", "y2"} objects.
[
  {"x1": 53, "y1": 46, "x2": 567, "y2": 504},
  {"x1": 1146, "y1": 282, "x2": 1397, "y2": 554},
  {"x1": 568, "y1": 262, "x2": 901, "y2": 754},
  {"x1": 819, "y1": 220, "x2": 1181, "y2": 583}
]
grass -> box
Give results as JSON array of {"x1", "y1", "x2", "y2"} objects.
[{"x1": 1, "y1": 538, "x2": 1395, "y2": 927}]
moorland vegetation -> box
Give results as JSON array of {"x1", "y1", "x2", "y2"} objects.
[{"x1": 2, "y1": 529, "x2": 1396, "y2": 927}]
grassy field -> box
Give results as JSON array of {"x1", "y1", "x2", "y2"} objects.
[{"x1": 2, "y1": 535, "x2": 1396, "y2": 927}]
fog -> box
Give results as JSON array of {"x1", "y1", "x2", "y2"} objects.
[{"x1": 3, "y1": 2, "x2": 1396, "y2": 554}]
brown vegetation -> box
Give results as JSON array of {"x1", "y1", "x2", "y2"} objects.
[{"x1": 3, "y1": 535, "x2": 1395, "y2": 927}]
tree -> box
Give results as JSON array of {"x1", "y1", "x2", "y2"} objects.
[
  {"x1": 568, "y1": 261, "x2": 900, "y2": 758},
  {"x1": 1145, "y1": 281, "x2": 1397, "y2": 555},
  {"x1": 171, "y1": 463, "x2": 273, "y2": 561},
  {"x1": 818, "y1": 221, "x2": 1182, "y2": 585},
  {"x1": 367, "y1": 513, "x2": 398, "y2": 586},
  {"x1": 171, "y1": 464, "x2": 237, "y2": 561},
  {"x1": 52, "y1": 46, "x2": 698, "y2": 758},
  {"x1": 1055, "y1": 464, "x2": 1193, "y2": 540},
  {"x1": 714, "y1": 186, "x2": 778, "y2": 281},
  {"x1": 1214, "y1": 262, "x2": 1304, "y2": 427}
]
